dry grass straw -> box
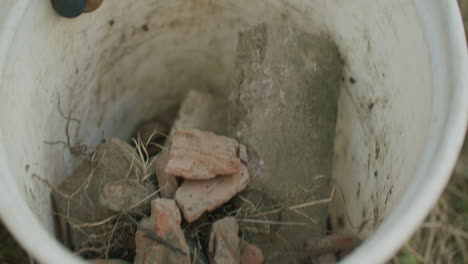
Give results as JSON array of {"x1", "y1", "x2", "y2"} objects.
[
  {"x1": 130, "y1": 122, "x2": 168, "y2": 182},
  {"x1": 44, "y1": 94, "x2": 95, "y2": 157},
  {"x1": 391, "y1": 175, "x2": 468, "y2": 264},
  {"x1": 236, "y1": 186, "x2": 335, "y2": 228}
]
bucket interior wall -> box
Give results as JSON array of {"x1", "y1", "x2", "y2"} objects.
[{"x1": 0, "y1": 0, "x2": 432, "y2": 248}]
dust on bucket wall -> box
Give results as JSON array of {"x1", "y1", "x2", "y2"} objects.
[{"x1": 1, "y1": 0, "x2": 467, "y2": 264}]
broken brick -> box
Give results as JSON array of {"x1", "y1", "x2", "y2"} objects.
[
  {"x1": 159, "y1": 91, "x2": 229, "y2": 195},
  {"x1": 208, "y1": 217, "x2": 241, "y2": 264},
  {"x1": 155, "y1": 150, "x2": 179, "y2": 198},
  {"x1": 166, "y1": 129, "x2": 241, "y2": 180},
  {"x1": 241, "y1": 240, "x2": 264, "y2": 264},
  {"x1": 175, "y1": 164, "x2": 250, "y2": 222},
  {"x1": 135, "y1": 199, "x2": 190, "y2": 264}
]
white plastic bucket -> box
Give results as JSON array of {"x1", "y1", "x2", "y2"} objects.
[{"x1": 0, "y1": 0, "x2": 467, "y2": 263}]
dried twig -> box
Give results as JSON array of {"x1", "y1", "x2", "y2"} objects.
[
  {"x1": 251, "y1": 186, "x2": 335, "y2": 218},
  {"x1": 66, "y1": 152, "x2": 103, "y2": 221},
  {"x1": 45, "y1": 94, "x2": 90, "y2": 157},
  {"x1": 421, "y1": 222, "x2": 468, "y2": 240},
  {"x1": 105, "y1": 214, "x2": 124, "y2": 259},
  {"x1": 32, "y1": 174, "x2": 70, "y2": 199}
]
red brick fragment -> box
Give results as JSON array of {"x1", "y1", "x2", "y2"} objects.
[
  {"x1": 175, "y1": 164, "x2": 250, "y2": 222},
  {"x1": 240, "y1": 240, "x2": 264, "y2": 264},
  {"x1": 166, "y1": 129, "x2": 241, "y2": 180},
  {"x1": 208, "y1": 217, "x2": 241, "y2": 264},
  {"x1": 134, "y1": 199, "x2": 190, "y2": 264}
]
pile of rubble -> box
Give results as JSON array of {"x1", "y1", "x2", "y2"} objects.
[
  {"x1": 52, "y1": 90, "x2": 264, "y2": 264},
  {"x1": 133, "y1": 128, "x2": 263, "y2": 264}
]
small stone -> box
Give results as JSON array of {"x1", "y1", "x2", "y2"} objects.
[
  {"x1": 100, "y1": 179, "x2": 152, "y2": 212},
  {"x1": 208, "y1": 217, "x2": 241, "y2": 264},
  {"x1": 155, "y1": 150, "x2": 179, "y2": 198},
  {"x1": 175, "y1": 164, "x2": 250, "y2": 222},
  {"x1": 135, "y1": 199, "x2": 190, "y2": 264},
  {"x1": 91, "y1": 259, "x2": 130, "y2": 264},
  {"x1": 166, "y1": 129, "x2": 241, "y2": 180},
  {"x1": 241, "y1": 240, "x2": 264, "y2": 264},
  {"x1": 238, "y1": 144, "x2": 248, "y2": 163},
  {"x1": 84, "y1": 0, "x2": 104, "y2": 12}
]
